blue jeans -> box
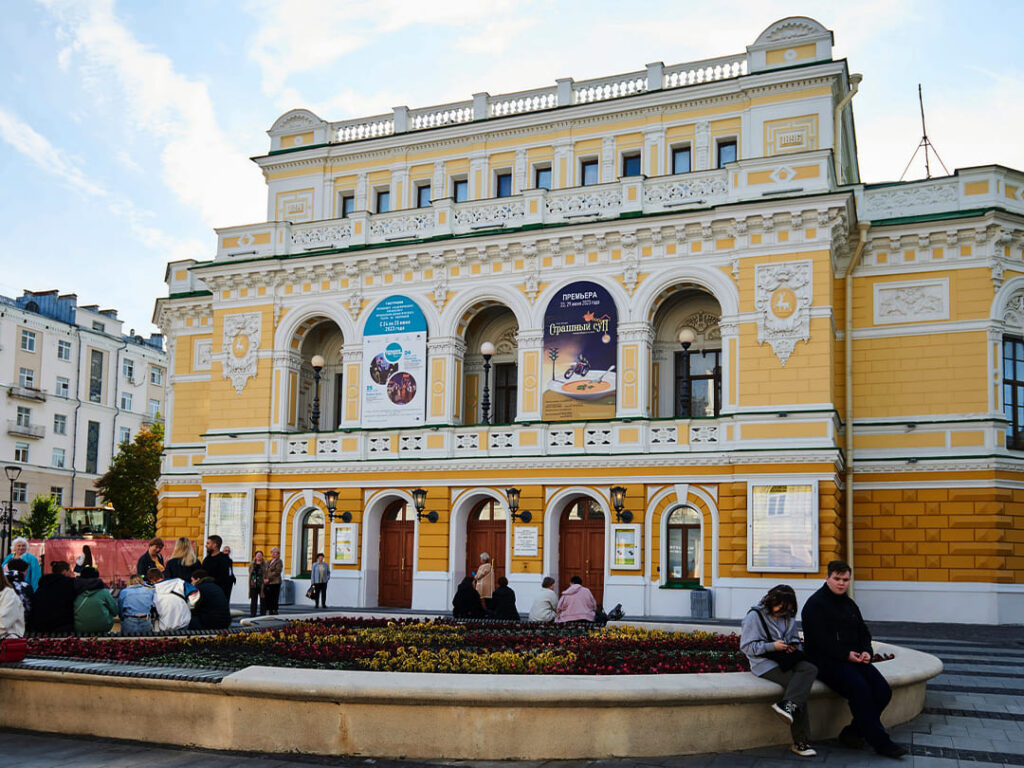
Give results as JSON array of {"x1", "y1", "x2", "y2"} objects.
[
  {"x1": 121, "y1": 616, "x2": 152, "y2": 635},
  {"x1": 815, "y1": 660, "x2": 894, "y2": 749}
]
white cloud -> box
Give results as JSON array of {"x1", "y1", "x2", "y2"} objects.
[{"x1": 39, "y1": 0, "x2": 265, "y2": 228}]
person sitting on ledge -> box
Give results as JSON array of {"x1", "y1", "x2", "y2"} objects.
[
  {"x1": 28, "y1": 561, "x2": 76, "y2": 634},
  {"x1": 5, "y1": 559, "x2": 33, "y2": 616},
  {"x1": 527, "y1": 577, "x2": 558, "y2": 623},
  {"x1": 555, "y1": 576, "x2": 596, "y2": 623},
  {"x1": 148, "y1": 569, "x2": 192, "y2": 633},
  {"x1": 490, "y1": 576, "x2": 519, "y2": 621},
  {"x1": 73, "y1": 566, "x2": 117, "y2": 635},
  {"x1": 801, "y1": 560, "x2": 907, "y2": 760},
  {"x1": 188, "y1": 570, "x2": 231, "y2": 630},
  {"x1": 452, "y1": 576, "x2": 485, "y2": 619},
  {"x1": 117, "y1": 575, "x2": 155, "y2": 635}
]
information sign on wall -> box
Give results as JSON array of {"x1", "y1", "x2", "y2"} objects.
[
  {"x1": 331, "y1": 523, "x2": 359, "y2": 566},
  {"x1": 611, "y1": 524, "x2": 641, "y2": 570},
  {"x1": 361, "y1": 296, "x2": 427, "y2": 427},
  {"x1": 205, "y1": 491, "x2": 253, "y2": 562},
  {"x1": 513, "y1": 526, "x2": 539, "y2": 557},
  {"x1": 542, "y1": 281, "x2": 617, "y2": 420},
  {"x1": 747, "y1": 483, "x2": 818, "y2": 572}
]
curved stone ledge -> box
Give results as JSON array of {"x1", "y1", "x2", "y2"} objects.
[{"x1": 0, "y1": 620, "x2": 942, "y2": 760}]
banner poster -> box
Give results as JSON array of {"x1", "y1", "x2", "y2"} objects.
[
  {"x1": 542, "y1": 281, "x2": 617, "y2": 420},
  {"x1": 205, "y1": 492, "x2": 252, "y2": 562},
  {"x1": 361, "y1": 295, "x2": 428, "y2": 428}
]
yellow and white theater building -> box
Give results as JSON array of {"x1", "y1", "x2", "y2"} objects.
[{"x1": 154, "y1": 17, "x2": 1024, "y2": 624}]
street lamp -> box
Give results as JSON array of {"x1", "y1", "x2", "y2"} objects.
[
  {"x1": 609, "y1": 485, "x2": 633, "y2": 523},
  {"x1": 323, "y1": 489, "x2": 352, "y2": 523},
  {"x1": 678, "y1": 327, "x2": 696, "y2": 351},
  {"x1": 480, "y1": 341, "x2": 495, "y2": 425},
  {"x1": 411, "y1": 488, "x2": 439, "y2": 524},
  {"x1": 310, "y1": 354, "x2": 325, "y2": 432},
  {"x1": 3, "y1": 465, "x2": 22, "y2": 561},
  {"x1": 504, "y1": 488, "x2": 532, "y2": 523}
]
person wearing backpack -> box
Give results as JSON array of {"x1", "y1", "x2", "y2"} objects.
[
  {"x1": 72, "y1": 567, "x2": 117, "y2": 635},
  {"x1": 148, "y1": 569, "x2": 192, "y2": 633}
]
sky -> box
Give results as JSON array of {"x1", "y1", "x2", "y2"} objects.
[{"x1": 0, "y1": 0, "x2": 1021, "y2": 336}]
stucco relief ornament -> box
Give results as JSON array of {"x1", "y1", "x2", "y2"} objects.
[
  {"x1": 1002, "y1": 290, "x2": 1024, "y2": 329},
  {"x1": 222, "y1": 312, "x2": 261, "y2": 394},
  {"x1": 754, "y1": 260, "x2": 812, "y2": 366}
]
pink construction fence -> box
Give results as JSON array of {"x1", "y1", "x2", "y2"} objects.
[{"x1": 22, "y1": 539, "x2": 159, "y2": 590}]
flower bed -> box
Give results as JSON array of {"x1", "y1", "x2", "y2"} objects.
[{"x1": 26, "y1": 617, "x2": 748, "y2": 675}]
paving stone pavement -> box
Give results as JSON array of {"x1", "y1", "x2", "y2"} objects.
[{"x1": 1, "y1": 617, "x2": 1022, "y2": 767}]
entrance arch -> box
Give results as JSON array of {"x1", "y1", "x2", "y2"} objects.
[
  {"x1": 299, "y1": 508, "x2": 324, "y2": 576},
  {"x1": 558, "y1": 497, "x2": 605, "y2": 606},
  {"x1": 466, "y1": 499, "x2": 506, "y2": 584},
  {"x1": 378, "y1": 499, "x2": 415, "y2": 607}
]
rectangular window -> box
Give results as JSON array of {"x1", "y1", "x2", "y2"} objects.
[
  {"x1": 16, "y1": 406, "x2": 31, "y2": 427},
  {"x1": 13, "y1": 482, "x2": 27, "y2": 503},
  {"x1": 84, "y1": 490, "x2": 98, "y2": 507},
  {"x1": 674, "y1": 349, "x2": 722, "y2": 418},
  {"x1": 89, "y1": 350, "x2": 103, "y2": 402},
  {"x1": 1003, "y1": 337, "x2": 1024, "y2": 449},
  {"x1": 535, "y1": 167, "x2": 551, "y2": 190},
  {"x1": 452, "y1": 178, "x2": 468, "y2": 203},
  {"x1": 148, "y1": 399, "x2": 160, "y2": 418},
  {"x1": 14, "y1": 443, "x2": 29, "y2": 463},
  {"x1": 92, "y1": 321, "x2": 105, "y2": 332},
  {"x1": 621, "y1": 153, "x2": 642, "y2": 177},
  {"x1": 20, "y1": 329, "x2": 37, "y2": 352},
  {"x1": 339, "y1": 194, "x2": 355, "y2": 218},
  {"x1": 56, "y1": 376, "x2": 70, "y2": 398},
  {"x1": 580, "y1": 159, "x2": 599, "y2": 186},
  {"x1": 54, "y1": 414, "x2": 67, "y2": 435},
  {"x1": 57, "y1": 340, "x2": 72, "y2": 361},
  {"x1": 52, "y1": 448, "x2": 66, "y2": 468},
  {"x1": 375, "y1": 189, "x2": 390, "y2": 213},
  {"x1": 416, "y1": 184, "x2": 431, "y2": 208},
  {"x1": 494, "y1": 362, "x2": 518, "y2": 425},
  {"x1": 672, "y1": 146, "x2": 692, "y2": 174},
  {"x1": 19, "y1": 368, "x2": 34, "y2": 388},
  {"x1": 495, "y1": 172, "x2": 512, "y2": 198},
  {"x1": 119, "y1": 426, "x2": 131, "y2": 444},
  {"x1": 50, "y1": 487, "x2": 64, "y2": 505},
  {"x1": 120, "y1": 392, "x2": 133, "y2": 411},
  {"x1": 717, "y1": 139, "x2": 737, "y2": 168},
  {"x1": 86, "y1": 421, "x2": 100, "y2": 474},
  {"x1": 150, "y1": 367, "x2": 164, "y2": 386},
  {"x1": 122, "y1": 358, "x2": 134, "y2": 380}
]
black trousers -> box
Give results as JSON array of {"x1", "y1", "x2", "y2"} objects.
[
  {"x1": 816, "y1": 660, "x2": 894, "y2": 749},
  {"x1": 249, "y1": 588, "x2": 263, "y2": 617},
  {"x1": 264, "y1": 583, "x2": 281, "y2": 615},
  {"x1": 312, "y1": 582, "x2": 328, "y2": 607}
]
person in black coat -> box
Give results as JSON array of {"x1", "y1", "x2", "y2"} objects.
[
  {"x1": 201, "y1": 535, "x2": 233, "y2": 602},
  {"x1": 136, "y1": 538, "x2": 165, "y2": 577},
  {"x1": 28, "y1": 561, "x2": 77, "y2": 633},
  {"x1": 490, "y1": 577, "x2": 520, "y2": 621},
  {"x1": 188, "y1": 571, "x2": 231, "y2": 630},
  {"x1": 452, "y1": 577, "x2": 485, "y2": 619},
  {"x1": 801, "y1": 560, "x2": 906, "y2": 759}
]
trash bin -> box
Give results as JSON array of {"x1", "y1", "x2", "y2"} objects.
[
  {"x1": 690, "y1": 588, "x2": 712, "y2": 619},
  {"x1": 279, "y1": 579, "x2": 295, "y2": 606}
]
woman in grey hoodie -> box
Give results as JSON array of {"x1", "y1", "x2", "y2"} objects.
[{"x1": 740, "y1": 584, "x2": 818, "y2": 758}]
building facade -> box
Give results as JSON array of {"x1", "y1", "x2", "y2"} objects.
[
  {"x1": 1, "y1": 290, "x2": 166, "y2": 522},
  {"x1": 155, "y1": 17, "x2": 1024, "y2": 623}
]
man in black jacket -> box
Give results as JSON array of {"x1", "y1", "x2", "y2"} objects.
[
  {"x1": 188, "y1": 570, "x2": 231, "y2": 630},
  {"x1": 28, "y1": 561, "x2": 76, "y2": 633},
  {"x1": 801, "y1": 560, "x2": 906, "y2": 759},
  {"x1": 201, "y1": 535, "x2": 233, "y2": 602}
]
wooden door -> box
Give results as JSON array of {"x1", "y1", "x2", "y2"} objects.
[
  {"x1": 465, "y1": 499, "x2": 506, "y2": 582},
  {"x1": 559, "y1": 498, "x2": 605, "y2": 606},
  {"x1": 378, "y1": 501, "x2": 414, "y2": 607}
]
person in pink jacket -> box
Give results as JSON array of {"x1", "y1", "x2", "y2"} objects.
[{"x1": 554, "y1": 575, "x2": 597, "y2": 623}]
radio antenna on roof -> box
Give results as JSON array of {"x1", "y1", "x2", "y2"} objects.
[{"x1": 900, "y1": 84, "x2": 950, "y2": 181}]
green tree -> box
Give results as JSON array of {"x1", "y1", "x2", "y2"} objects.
[
  {"x1": 95, "y1": 422, "x2": 164, "y2": 539},
  {"x1": 14, "y1": 494, "x2": 62, "y2": 539}
]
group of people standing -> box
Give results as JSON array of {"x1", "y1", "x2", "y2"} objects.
[
  {"x1": 245, "y1": 547, "x2": 284, "y2": 616},
  {"x1": 740, "y1": 560, "x2": 907, "y2": 759}
]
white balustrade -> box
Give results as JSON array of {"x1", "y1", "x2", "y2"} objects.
[
  {"x1": 573, "y1": 73, "x2": 647, "y2": 104},
  {"x1": 334, "y1": 115, "x2": 394, "y2": 143},
  {"x1": 369, "y1": 210, "x2": 434, "y2": 240},
  {"x1": 451, "y1": 199, "x2": 526, "y2": 230},
  {"x1": 643, "y1": 171, "x2": 729, "y2": 210},
  {"x1": 664, "y1": 56, "x2": 746, "y2": 88},
  {"x1": 409, "y1": 102, "x2": 474, "y2": 131},
  {"x1": 545, "y1": 186, "x2": 622, "y2": 219},
  {"x1": 489, "y1": 88, "x2": 557, "y2": 117},
  {"x1": 291, "y1": 222, "x2": 354, "y2": 249}
]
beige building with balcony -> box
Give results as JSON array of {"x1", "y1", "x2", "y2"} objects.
[
  {"x1": 155, "y1": 17, "x2": 1024, "y2": 623},
  {"x1": 1, "y1": 290, "x2": 166, "y2": 521}
]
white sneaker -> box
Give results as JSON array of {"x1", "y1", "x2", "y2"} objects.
[
  {"x1": 791, "y1": 742, "x2": 817, "y2": 757},
  {"x1": 772, "y1": 700, "x2": 796, "y2": 724}
]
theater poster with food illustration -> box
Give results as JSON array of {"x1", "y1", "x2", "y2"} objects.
[
  {"x1": 362, "y1": 295, "x2": 427, "y2": 427},
  {"x1": 543, "y1": 281, "x2": 617, "y2": 420}
]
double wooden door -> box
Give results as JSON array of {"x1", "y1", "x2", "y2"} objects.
[
  {"x1": 379, "y1": 501, "x2": 414, "y2": 607},
  {"x1": 465, "y1": 499, "x2": 506, "y2": 582},
  {"x1": 558, "y1": 499, "x2": 605, "y2": 606}
]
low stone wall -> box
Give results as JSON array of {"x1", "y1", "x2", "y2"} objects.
[{"x1": 0, "y1": 620, "x2": 942, "y2": 760}]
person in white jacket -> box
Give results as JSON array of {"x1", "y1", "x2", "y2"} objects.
[
  {"x1": 0, "y1": 570, "x2": 26, "y2": 639},
  {"x1": 147, "y1": 569, "x2": 192, "y2": 633},
  {"x1": 527, "y1": 577, "x2": 558, "y2": 622}
]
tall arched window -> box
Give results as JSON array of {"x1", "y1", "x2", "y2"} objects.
[
  {"x1": 299, "y1": 508, "x2": 325, "y2": 576},
  {"x1": 666, "y1": 506, "x2": 701, "y2": 586}
]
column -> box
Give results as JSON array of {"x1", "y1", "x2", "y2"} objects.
[
  {"x1": 617, "y1": 322, "x2": 655, "y2": 419},
  {"x1": 339, "y1": 344, "x2": 363, "y2": 429},
  {"x1": 426, "y1": 336, "x2": 466, "y2": 425},
  {"x1": 515, "y1": 329, "x2": 545, "y2": 422},
  {"x1": 271, "y1": 351, "x2": 304, "y2": 430}
]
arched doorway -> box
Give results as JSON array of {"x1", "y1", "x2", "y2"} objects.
[
  {"x1": 299, "y1": 508, "x2": 325, "y2": 576},
  {"x1": 558, "y1": 498, "x2": 605, "y2": 606},
  {"x1": 379, "y1": 500, "x2": 414, "y2": 607},
  {"x1": 465, "y1": 499, "x2": 506, "y2": 582},
  {"x1": 665, "y1": 506, "x2": 702, "y2": 587},
  {"x1": 650, "y1": 288, "x2": 722, "y2": 419}
]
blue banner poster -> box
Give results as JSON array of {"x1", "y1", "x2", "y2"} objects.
[
  {"x1": 361, "y1": 296, "x2": 427, "y2": 427},
  {"x1": 542, "y1": 281, "x2": 617, "y2": 421}
]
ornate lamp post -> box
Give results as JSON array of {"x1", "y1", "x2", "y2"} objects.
[
  {"x1": 480, "y1": 341, "x2": 495, "y2": 424},
  {"x1": 609, "y1": 485, "x2": 633, "y2": 523},
  {"x1": 677, "y1": 327, "x2": 696, "y2": 351},
  {"x1": 3, "y1": 465, "x2": 22, "y2": 561},
  {"x1": 310, "y1": 354, "x2": 325, "y2": 432},
  {"x1": 323, "y1": 489, "x2": 352, "y2": 523},
  {"x1": 411, "y1": 488, "x2": 439, "y2": 523},
  {"x1": 504, "y1": 488, "x2": 532, "y2": 523}
]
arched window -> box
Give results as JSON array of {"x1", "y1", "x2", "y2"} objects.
[
  {"x1": 564, "y1": 498, "x2": 604, "y2": 521},
  {"x1": 666, "y1": 506, "x2": 701, "y2": 586},
  {"x1": 299, "y1": 508, "x2": 325, "y2": 576}
]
